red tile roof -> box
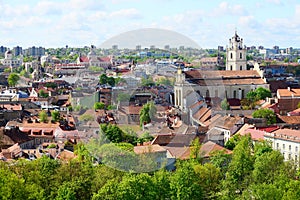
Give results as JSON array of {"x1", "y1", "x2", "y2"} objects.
[
  {"x1": 79, "y1": 56, "x2": 89, "y2": 63},
  {"x1": 265, "y1": 128, "x2": 300, "y2": 142},
  {"x1": 200, "y1": 141, "x2": 232, "y2": 157},
  {"x1": 256, "y1": 126, "x2": 280, "y2": 133},
  {"x1": 277, "y1": 88, "x2": 300, "y2": 98},
  {"x1": 240, "y1": 128, "x2": 265, "y2": 141},
  {"x1": 99, "y1": 57, "x2": 111, "y2": 62}
]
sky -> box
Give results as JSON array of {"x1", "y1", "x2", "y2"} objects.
[{"x1": 0, "y1": 0, "x2": 300, "y2": 49}]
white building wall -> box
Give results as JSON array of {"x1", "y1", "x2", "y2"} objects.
[{"x1": 265, "y1": 136, "x2": 300, "y2": 163}]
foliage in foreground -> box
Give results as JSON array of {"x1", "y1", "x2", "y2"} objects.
[{"x1": 0, "y1": 135, "x2": 299, "y2": 199}]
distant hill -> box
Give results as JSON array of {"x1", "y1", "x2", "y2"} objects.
[{"x1": 99, "y1": 28, "x2": 201, "y2": 49}]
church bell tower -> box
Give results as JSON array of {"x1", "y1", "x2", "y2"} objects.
[{"x1": 226, "y1": 31, "x2": 247, "y2": 71}]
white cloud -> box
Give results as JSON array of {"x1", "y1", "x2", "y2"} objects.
[
  {"x1": 212, "y1": 2, "x2": 248, "y2": 17},
  {"x1": 66, "y1": 0, "x2": 106, "y2": 11},
  {"x1": 265, "y1": 0, "x2": 284, "y2": 5},
  {"x1": 110, "y1": 8, "x2": 142, "y2": 19},
  {"x1": 238, "y1": 16, "x2": 260, "y2": 28},
  {"x1": 34, "y1": 0, "x2": 63, "y2": 15}
]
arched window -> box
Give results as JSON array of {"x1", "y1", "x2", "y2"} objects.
[
  {"x1": 230, "y1": 53, "x2": 233, "y2": 59},
  {"x1": 240, "y1": 65, "x2": 243, "y2": 70},
  {"x1": 240, "y1": 52, "x2": 242, "y2": 59},
  {"x1": 233, "y1": 90, "x2": 237, "y2": 98},
  {"x1": 230, "y1": 65, "x2": 233, "y2": 70}
]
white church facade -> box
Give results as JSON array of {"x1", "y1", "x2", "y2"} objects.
[{"x1": 174, "y1": 32, "x2": 269, "y2": 111}]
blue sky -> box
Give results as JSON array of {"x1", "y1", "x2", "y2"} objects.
[{"x1": 0, "y1": 0, "x2": 300, "y2": 49}]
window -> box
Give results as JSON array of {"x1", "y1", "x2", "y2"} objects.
[
  {"x1": 240, "y1": 65, "x2": 242, "y2": 70},
  {"x1": 289, "y1": 145, "x2": 291, "y2": 151},
  {"x1": 206, "y1": 90, "x2": 210, "y2": 97},
  {"x1": 289, "y1": 154, "x2": 292, "y2": 160},
  {"x1": 240, "y1": 53, "x2": 242, "y2": 59},
  {"x1": 283, "y1": 144, "x2": 285, "y2": 150},
  {"x1": 296, "y1": 146, "x2": 298, "y2": 153},
  {"x1": 295, "y1": 155, "x2": 298, "y2": 163},
  {"x1": 230, "y1": 65, "x2": 232, "y2": 70},
  {"x1": 230, "y1": 53, "x2": 233, "y2": 59},
  {"x1": 233, "y1": 90, "x2": 237, "y2": 98},
  {"x1": 276, "y1": 143, "x2": 279, "y2": 149}
]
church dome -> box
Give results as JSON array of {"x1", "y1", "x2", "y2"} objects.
[{"x1": 4, "y1": 49, "x2": 13, "y2": 59}]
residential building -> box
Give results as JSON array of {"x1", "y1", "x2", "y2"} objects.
[
  {"x1": 264, "y1": 128, "x2": 300, "y2": 162},
  {"x1": 0, "y1": 49, "x2": 23, "y2": 68},
  {"x1": 276, "y1": 88, "x2": 300, "y2": 114},
  {"x1": 23, "y1": 46, "x2": 45, "y2": 57},
  {"x1": 40, "y1": 53, "x2": 53, "y2": 66},
  {"x1": 0, "y1": 88, "x2": 20, "y2": 101},
  {"x1": 13, "y1": 46, "x2": 22, "y2": 56}
]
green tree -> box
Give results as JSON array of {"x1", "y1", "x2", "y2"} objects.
[
  {"x1": 255, "y1": 87, "x2": 272, "y2": 100},
  {"x1": 225, "y1": 133, "x2": 241, "y2": 150},
  {"x1": 107, "y1": 77, "x2": 115, "y2": 87},
  {"x1": 107, "y1": 104, "x2": 117, "y2": 110},
  {"x1": 55, "y1": 182, "x2": 76, "y2": 200},
  {"x1": 39, "y1": 110, "x2": 48, "y2": 122},
  {"x1": 39, "y1": 90, "x2": 49, "y2": 98},
  {"x1": 210, "y1": 150, "x2": 232, "y2": 174},
  {"x1": 221, "y1": 98, "x2": 230, "y2": 110},
  {"x1": 297, "y1": 101, "x2": 300, "y2": 109},
  {"x1": 139, "y1": 101, "x2": 157, "y2": 127},
  {"x1": 194, "y1": 163, "x2": 222, "y2": 199},
  {"x1": 170, "y1": 162, "x2": 203, "y2": 199},
  {"x1": 4, "y1": 67, "x2": 11, "y2": 73},
  {"x1": 94, "y1": 102, "x2": 105, "y2": 110},
  {"x1": 100, "y1": 124, "x2": 137, "y2": 145},
  {"x1": 99, "y1": 74, "x2": 108, "y2": 85},
  {"x1": 138, "y1": 131, "x2": 154, "y2": 143},
  {"x1": 7, "y1": 73, "x2": 20, "y2": 87},
  {"x1": 190, "y1": 138, "x2": 201, "y2": 162},
  {"x1": 223, "y1": 135, "x2": 254, "y2": 198},
  {"x1": 283, "y1": 180, "x2": 300, "y2": 200},
  {"x1": 116, "y1": 173, "x2": 157, "y2": 200},
  {"x1": 284, "y1": 57, "x2": 290, "y2": 63},
  {"x1": 51, "y1": 110, "x2": 60, "y2": 122},
  {"x1": 252, "y1": 108, "x2": 276, "y2": 125},
  {"x1": 74, "y1": 143, "x2": 91, "y2": 161},
  {"x1": 252, "y1": 150, "x2": 284, "y2": 184},
  {"x1": 246, "y1": 90, "x2": 258, "y2": 103},
  {"x1": 45, "y1": 82, "x2": 58, "y2": 89},
  {"x1": 20, "y1": 69, "x2": 29, "y2": 78}
]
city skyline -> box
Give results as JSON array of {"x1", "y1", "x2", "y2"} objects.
[{"x1": 0, "y1": 0, "x2": 300, "y2": 49}]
